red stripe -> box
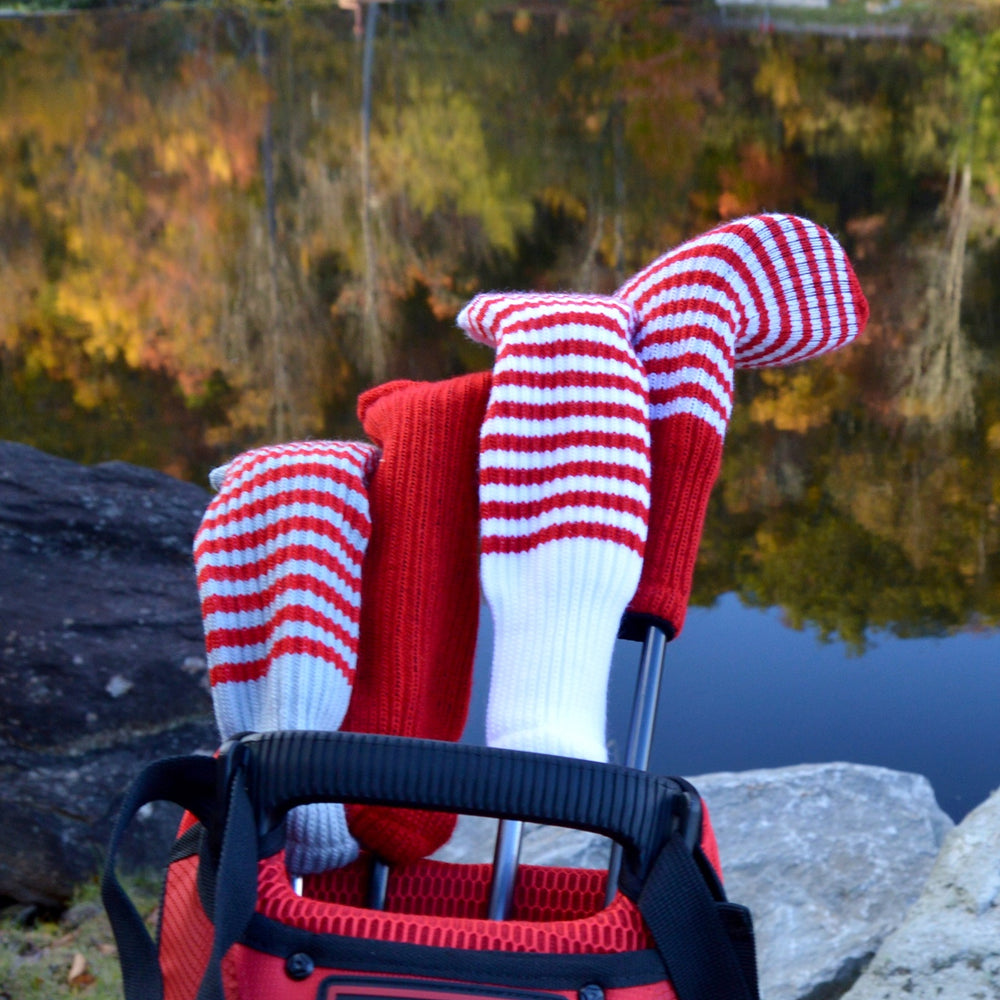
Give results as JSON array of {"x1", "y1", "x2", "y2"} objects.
[
  {"x1": 209, "y1": 633, "x2": 353, "y2": 686},
  {"x1": 480, "y1": 429, "x2": 649, "y2": 455},
  {"x1": 640, "y1": 334, "x2": 733, "y2": 375},
  {"x1": 634, "y1": 285, "x2": 738, "y2": 345},
  {"x1": 626, "y1": 221, "x2": 801, "y2": 366},
  {"x1": 481, "y1": 521, "x2": 645, "y2": 556},
  {"x1": 194, "y1": 540, "x2": 362, "y2": 590},
  {"x1": 491, "y1": 369, "x2": 644, "y2": 395},
  {"x1": 497, "y1": 336, "x2": 639, "y2": 368},
  {"x1": 801, "y1": 219, "x2": 851, "y2": 361},
  {"x1": 743, "y1": 214, "x2": 812, "y2": 365},
  {"x1": 476, "y1": 298, "x2": 630, "y2": 333},
  {"x1": 194, "y1": 514, "x2": 367, "y2": 562},
  {"x1": 627, "y1": 239, "x2": 759, "y2": 336},
  {"x1": 200, "y1": 573, "x2": 360, "y2": 629},
  {"x1": 204, "y1": 604, "x2": 356, "y2": 658},
  {"x1": 215, "y1": 457, "x2": 366, "y2": 504},
  {"x1": 492, "y1": 399, "x2": 648, "y2": 422},
  {"x1": 481, "y1": 489, "x2": 650, "y2": 523},
  {"x1": 203, "y1": 498, "x2": 371, "y2": 550},
  {"x1": 648, "y1": 380, "x2": 732, "y2": 422},
  {"x1": 787, "y1": 215, "x2": 832, "y2": 359},
  {"x1": 480, "y1": 460, "x2": 650, "y2": 489},
  {"x1": 210, "y1": 658, "x2": 269, "y2": 685},
  {"x1": 641, "y1": 348, "x2": 734, "y2": 391}
]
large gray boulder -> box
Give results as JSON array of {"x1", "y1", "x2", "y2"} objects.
[
  {"x1": 0, "y1": 441, "x2": 216, "y2": 906},
  {"x1": 437, "y1": 761, "x2": 953, "y2": 1000},
  {"x1": 841, "y1": 785, "x2": 1000, "y2": 1000},
  {"x1": 698, "y1": 763, "x2": 952, "y2": 1000}
]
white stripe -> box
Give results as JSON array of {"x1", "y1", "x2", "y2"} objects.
[
  {"x1": 480, "y1": 414, "x2": 649, "y2": 441},
  {"x1": 196, "y1": 543, "x2": 364, "y2": 593},
  {"x1": 482, "y1": 504, "x2": 648, "y2": 540},
  {"x1": 500, "y1": 322, "x2": 631, "y2": 353},
  {"x1": 471, "y1": 295, "x2": 630, "y2": 336},
  {"x1": 632, "y1": 304, "x2": 736, "y2": 355},
  {"x1": 207, "y1": 618, "x2": 357, "y2": 669},
  {"x1": 649, "y1": 398, "x2": 728, "y2": 438},
  {"x1": 492, "y1": 351, "x2": 645, "y2": 384},
  {"x1": 216, "y1": 444, "x2": 373, "y2": 499},
  {"x1": 480, "y1": 473, "x2": 650, "y2": 506},
  {"x1": 210, "y1": 664, "x2": 353, "y2": 738},
  {"x1": 481, "y1": 444, "x2": 651, "y2": 473},
  {"x1": 196, "y1": 517, "x2": 367, "y2": 572},
  {"x1": 197, "y1": 559, "x2": 361, "y2": 612},
  {"x1": 222, "y1": 443, "x2": 374, "y2": 490},
  {"x1": 487, "y1": 381, "x2": 648, "y2": 411},
  {"x1": 201, "y1": 475, "x2": 370, "y2": 530},
  {"x1": 203, "y1": 588, "x2": 360, "y2": 638},
  {"x1": 639, "y1": 337, "x2": 734, "y2": 383},
  {"x1": 646, "y1": 365, "x2": 732, "y2": 415},
  {"x1": 622, "y1": 228, "x2": 799, "y2": 364},
  {"x1": 631, "y1": 288, "x2": 742, "y2": 347}
]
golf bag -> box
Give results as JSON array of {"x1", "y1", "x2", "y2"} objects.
[{"x1": 102, "y1": 730, "x2": 759, "y2": 1000}]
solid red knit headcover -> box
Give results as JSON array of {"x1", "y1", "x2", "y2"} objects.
[{"x1": 343, "y1": 373, "x2": 492, "y2": 864}]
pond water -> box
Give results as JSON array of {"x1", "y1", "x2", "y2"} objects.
[
  {"x1": 465, "y1": 595, "x2": 1000, "y2": 823},
  {"x1": 2, "y1": 5, "x2": 999, "y2": 821}
]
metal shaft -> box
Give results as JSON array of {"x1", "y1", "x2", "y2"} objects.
[
  {"x1": 367, "y1": 857, "x2": 390, "y2": 910},
  {"x1": 605, "y1": 622, "x2": 668, "y2": 905},
  {"x1": 487, "y1": 819, "x2": 524, "y2": 920}
]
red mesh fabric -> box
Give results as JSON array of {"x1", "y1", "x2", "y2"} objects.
[
  {"x1": 304, "y1": 858, "x2": 607, "y2": 922},
  {"x1": 159, "y1": 854, "x2": 213, "y2": 1000},
  {"x1": 258, "y1": 855, "x2": 653, "y2": 954}
]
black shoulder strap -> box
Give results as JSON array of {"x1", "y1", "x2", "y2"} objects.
[
  {"x1": 637, "y1": 834, "x2": 759, "y2": 1000},
  {"x1": 101, "y1": 754, "x2": 217, "y2": 1000}
]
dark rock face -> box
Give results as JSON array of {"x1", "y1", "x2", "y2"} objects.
[{"x1": 0, "y1": 441, "x2": 218, "y2": 906}]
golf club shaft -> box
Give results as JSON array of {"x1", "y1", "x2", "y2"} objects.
[
  {"x1": 368, "y1": 857, "x2": 390, "y2": 909},
  {"x1": 605, "y1": 622, "x2": 668, "y2": 905},
  {"x1": 487, "y1": 818, "x2": 524, "y2": 920}
]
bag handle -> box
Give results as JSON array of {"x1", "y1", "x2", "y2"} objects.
[
  {"x1": 234, "y1": 730, "x2": 698, "y2": 891},
  {"x1": 103, "y1": 736, "x2": 757, "y2": 1000}
]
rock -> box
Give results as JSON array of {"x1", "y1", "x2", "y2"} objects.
[
  {"x1": 436, "y1": 761, "x2": 953, "y2": 1000},
  {"x1": 0, "y1": 441, "x2": 216, "y2": 906},
  {"x1": 840, "y1": 785, "x2": 1000, "y2": 1000},
  {"x1": 696, "y1": 763, "x2": 952, "y2": 1000}
]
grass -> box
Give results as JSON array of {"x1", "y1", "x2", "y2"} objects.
[{"x1": 0, "y1": 871, "x2": 161, "y2": 1000}]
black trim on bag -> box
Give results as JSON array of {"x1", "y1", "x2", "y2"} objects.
[
  {"x1": 316, "y1": 975, "x2": 560, "y2": 1000},
  {"x1": 241, "y1": 913, "x2": 669, "y2": 992},
  {"x1": 169, "y1": 823, "x2": 205, "y2": 864}
]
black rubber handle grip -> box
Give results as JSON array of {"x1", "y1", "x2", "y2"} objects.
[{"x1": 231, "y1": 731, "x2": 695, "y2": 880}]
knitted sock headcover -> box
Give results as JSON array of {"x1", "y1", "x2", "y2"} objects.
[
  {"x1": 459, "y1": 292, "x2": 650, "y2": 763},
  {"x1": 343, "y1": 372, "x2": 491, "y2": 864},
  {"x1": 194, "y1": 440, "x2": 378, "y2": 874},
  {"x1": 616, "y1": 213, "x2": 869, "y2": 636}
]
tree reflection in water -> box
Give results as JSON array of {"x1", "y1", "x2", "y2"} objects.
[{"x1": 1, "y1": 4, "x2": 999, "y2": 798}]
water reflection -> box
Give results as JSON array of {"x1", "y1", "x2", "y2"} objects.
[
  {"x1": 457, "y1": 593, "x2": 999, "y2": 822},
  {"x1": 1, "y1": 5, "x2": 999, "y2": 757}
]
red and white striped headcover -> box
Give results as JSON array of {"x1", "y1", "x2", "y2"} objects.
[
  {"x1": 616, "y1": 212, "x2": 868, "y2": 440},
  {"x1": 460, "y1": 292, "x2": 650, "y2": 561},
  {"x1": 194, "y1": 440, "x2": 378, "y2": 738}
]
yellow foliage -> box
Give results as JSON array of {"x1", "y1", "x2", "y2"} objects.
[
  {"x1": 754, "y1": 48, "x2": 801, "y2": 110},
  {"x1": 376, "y1": 77, "x2": 533, "y2": 251},
  {"x1": 748, "y1": 366, "x2": 851, "y2": 433}
]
